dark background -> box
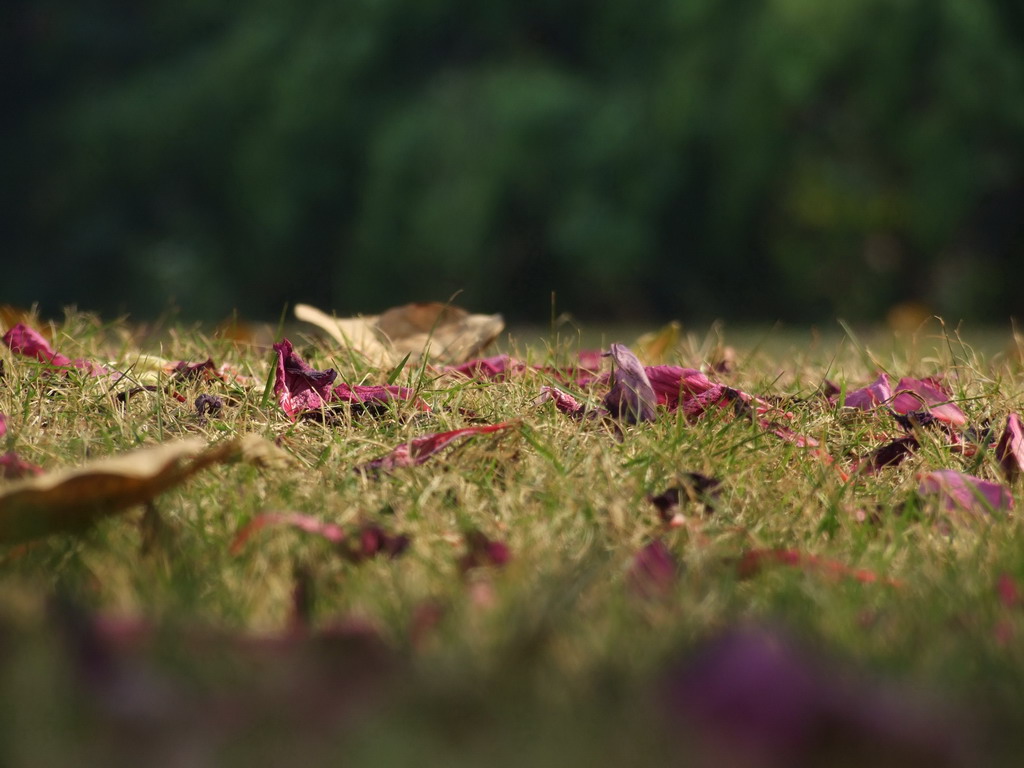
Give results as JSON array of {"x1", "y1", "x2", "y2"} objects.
[{"x1": 5, "y1": 0, "x2": 1024, "y2": 324}]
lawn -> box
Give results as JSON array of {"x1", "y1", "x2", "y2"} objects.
[{"x1": 2, "y1": 310, "x2": 1023, "y2": 767}]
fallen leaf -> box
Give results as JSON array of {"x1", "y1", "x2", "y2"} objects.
[
  {"x1": 917, "y1": 470, "x2": 1013, "y2": 517},
  {"x1": 295, "y1": 302, "x2": 504, "y2": 366},
  {"x1": 634, "y1": 321, "x2": 681, "y2": 364},
  {"x1": 603, "y1": 344, "x2": 657, "y2": 424},
  {"x1": 996, "y1": 413, "x2": 1024, "y2": 482},
  {"x1": 0, "y1": 435, "x2": 291, "y2": 544},
  {"x1": 355, "y1": 423, "x2": 516, "y2": 475}
]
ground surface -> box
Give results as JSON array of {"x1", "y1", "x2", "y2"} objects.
[{"x1": 2, "y1": 313, "x2": 1023, "y2": 767}]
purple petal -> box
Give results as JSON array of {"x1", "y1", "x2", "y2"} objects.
[
  {"x1": 917, "y1": 470, "x2": 1013, "y2": 516},
  {"x1": 996, "y1": 413, "x2": 1024, "y2": 482},
  {"x1": 272, "y1": 339, "x2": 338, "y2": 419},
  {"x1": 891, "y1": 377, "x2": 966, "y2": 427},
  {"x1": 603, "y1": 344, "x2": 657, "y2": 424}
]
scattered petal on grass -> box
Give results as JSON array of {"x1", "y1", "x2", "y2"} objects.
[
  {"x1": 1, "y1": 452, "x2": 44, "y2": 479},
  {"x1": 356, "y1": 423, "x2": 516, "y2": 475},
  {"x1": 645, "y1": 366, "x2": 716, "y2": 410},
  {"x1": 535, "y1": 386, "x2": 587, "y2": 417},
  {"x1": 273, "y1": 339, "x2": 339, "y2": 418},
  {"x1": 230, "y1": 513, "x2": 346, "y2": 555},
  {"x1": 648, "y1": 474, "x2": 722, "y2": 521},
  {"x1": 0, "y1": 435, "x2": 291, "y2": 544},
  {"x1": 603, "y1": 344, "x2": 657, "y2": 423},
  {"x1": 0, "y1": 412, "x2": 6, "y2": 438},
  {"x1": 891, "y1": 377, "x2": 967, "y2": 427},
  {"x1": 274, "y1": 339, "x2": 427, "y2": 420},
  {"x1": 661, "y1": 624, "x2": 968, "y2": 767},
  {"x1": 844, "y1": 372, "x2": 892, "y2": 410},
  {"x1": 3, "y1": 322, "x2": 110, "y2": 376},
  {"x1": 458, "y1": 529, "x2": 510, "y2": 574},
  {"x1": 737, "y1": 548, "x2": 902, "y2": 587},
  {"x1": 628, "y1": 540, "x2": 678, "y2": 599},
  {"x1": 996, "y1": 413, "x2": 1024, "y2": 482},
  {"x1": 856, "y1": 436, "x2": 919, "y2": 474},
  {"x1": 917, "y1": 470, "x2": 1013, "y2": 516}
]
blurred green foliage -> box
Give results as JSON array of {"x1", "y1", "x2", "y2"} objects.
[{"x1": 5, "y1": 0, "x2": 1024, "y2": 322}]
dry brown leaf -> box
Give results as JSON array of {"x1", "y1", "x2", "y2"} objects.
[
  {"x1": 294, "y1": 302, "x2": 503, "y2": 366},
  {"x1": 634, "y1": 321, "x2": 680, "y2": 364},
  {"x1": 0, "y1": 435, "x2": 292, "y2": 544}
]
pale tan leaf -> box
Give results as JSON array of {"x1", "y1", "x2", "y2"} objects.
[
  {"x1": 295, "y1": 302, "x2": 504, "y2": 366},
  {"x1": 0, "y1": 435, "x2": 292, "y2": 544}
]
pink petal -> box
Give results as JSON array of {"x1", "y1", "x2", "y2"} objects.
[
  {"x1": 603, "y1": 344, "x2": 657, "y2": 423},
  {"x1": 737, "y1": 548, "x2": 901, "y2": 586},
  {"x1": 332, "y1": 382, "x2": 429, "y2": 412},
  {"x1": 536, "y1": 386, "x2": 587, "y2": 417},
  {"x1": 272, "y1": 339, "x2": 338, "y2": 419},
  {"x1": 996, "y1": 413, "x2": 1024, "y2": 482},
  {"x1": 844, "y1": 373, "x2": 892, "y2": 410},
  {"x1": 917, "y1": 470, "x2": 1013, "y2": 515},
  {"x1": 230, "y1": 512, "x2": 346, "y2": 554},
  {"x1": 356, "y1": 422, "x2": 515, "y2": 474},
  {"x1": 645, "y1": 366, "x2": 715, "y2": 409},
  {"x1": 0, "y1": 412, "x2": 6, "y2": 439},
  {"x1": 2, "y1": 323, "x2": 110, "y2": 376},
  {"x1": 891, "y1": 377, "x2": 966, "y2": 427}
]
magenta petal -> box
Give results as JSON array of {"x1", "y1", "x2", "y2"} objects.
[
  {"x1": 917, "y1": 470, "x2": 1013, "y2": 515},
  {"x1": 645, "y1": 366, "x2": 714, "y2": 409},
  {"x1": 356, "y1": 422, "x2": 515, "y2": 474},
  {"x1": 0, "y1": 451, "x2": 44, "y2": 479},
  {"x1": 3, "y1": 323, "x2": 70, "y2": 366},
  {"x1": 603, "y1": 344, "x2": 657, "y2": 424},
  {"x1": 891, "y1": 377, "x2": 966, "y2": 426},
  {"x1": 844, "y1": 373, "x2": 892, "y2": 410},
  {"x1": 0, "y1": 413, "x2": 6, "y2": 439},
  {"x1": 3, "y1": 323, "x2": 109, "y2": 376},
  {"x1": 272, "y1": 339, "x2": 338, "y2": 419},
  {"x1": 628, "y1": 540, "x2": 678, "y2": 599},
  {"x1": 997, "y1": 413, "x2": 1024, "y2": 482},
  {"x1": 536, "y1": 386, "x2": 587, "y2": 417}
]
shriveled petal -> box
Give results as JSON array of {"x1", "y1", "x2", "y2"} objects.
[
  {"x1": 356, "y1": 423, "x2": 515, "y2": 475},
  {"x1": 603, "y1": 344, "x2": 657, "y2": 424}
]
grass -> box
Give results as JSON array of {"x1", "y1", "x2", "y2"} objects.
[{"x1": 2, "y1": 311, "x2": 1024, "y2": 766}]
